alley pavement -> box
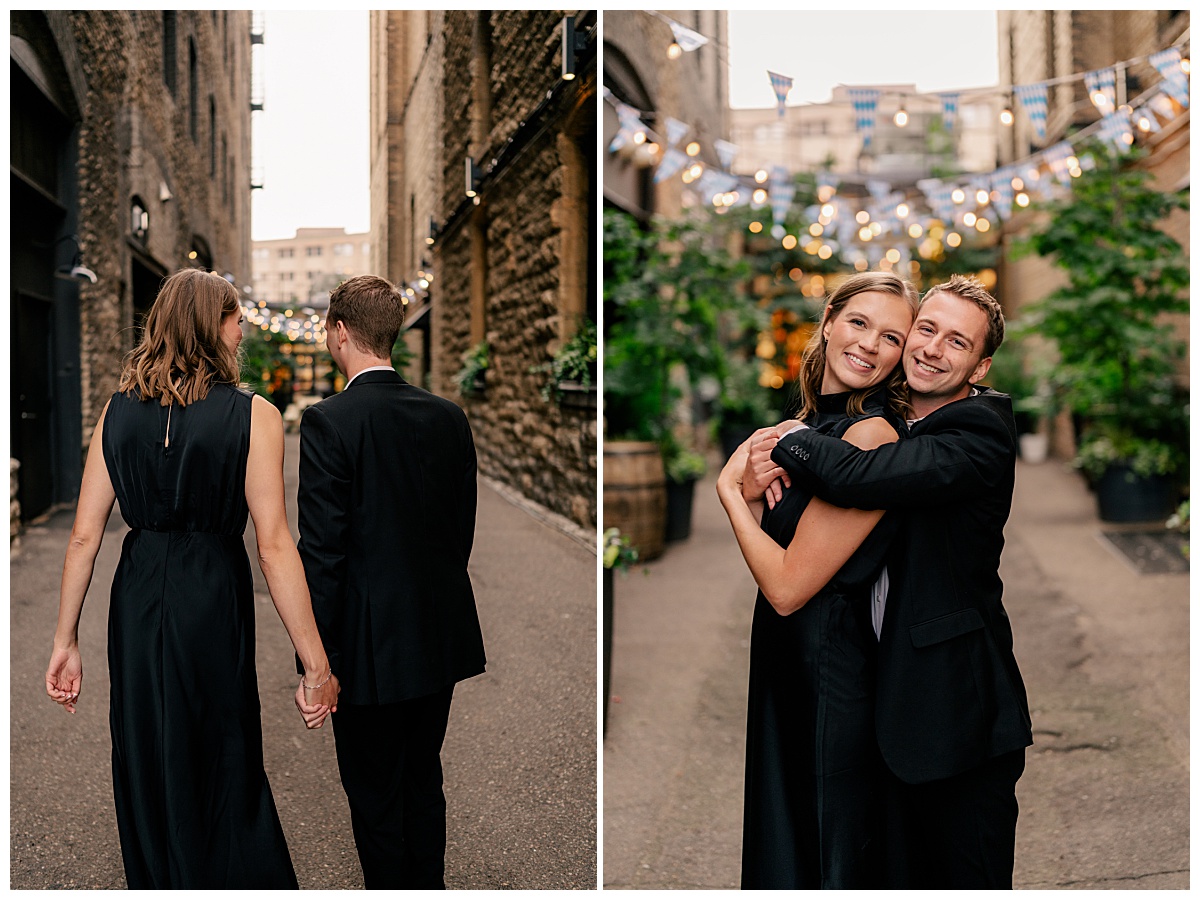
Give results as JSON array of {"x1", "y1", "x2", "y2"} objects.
[
  {"x1": 603, "y1": 457, "x2": 1188, "y2": 889},
  {"x1": 10, "y1": 432, "x2": 597, "y2": 890}
]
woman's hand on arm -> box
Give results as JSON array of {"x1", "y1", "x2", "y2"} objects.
[
  {"x1": 734, "y1": 416, "x2": 899, "y2": 615},
  {"x1": 245, "y1": 395, "x2": 337, "y2": 727},
  {"x1": 46, "y1": 402, "x2": 117, "y2": 714}
]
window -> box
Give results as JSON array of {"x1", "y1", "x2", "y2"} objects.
[
  {"x1": 278, "y1": 248, "x2": 294, "y2": 259},
  {"x1": 333, "y1": 242, "x2": 355, "y2": 256},
  {"x1": 362, "y1": 242, "x2": 371, "y2": 256},
  {"x1": 306, "y1": 246, "x2": 323, "y2": 257},
  {"x1": 131, "y1": 196, "x2": 149, "y2": 243},
  {"x1": 162, "y1": 13, "x2": 177, "y2": 97},
  {"x1": 282, "y1": 272, "x2": 294, "y2": 282}
]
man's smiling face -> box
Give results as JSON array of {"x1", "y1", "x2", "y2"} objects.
[{"x1": 902, "y1": 291, "x2": 993, "y2": 405}]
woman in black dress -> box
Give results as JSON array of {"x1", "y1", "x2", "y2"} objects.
[
  {"x1": 716, "y1": 272, "x2": 919, "y2": 888},
  {"x1": 44, "y1": 268, "x2": 340, "y2": 888}
]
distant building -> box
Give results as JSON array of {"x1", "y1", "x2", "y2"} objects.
[
  {"x1": 370, "y1": 11, "x2": 598, "y2": 531},
  {"x1": 250, "y1": 227, "x2": 372, "y2": 310},
  {"x1": 10, "y1": 11, "x2": 254, "y2": 523},
  {"x1": 728, "y1": 85, "x2": 1001, "y2": 186}
]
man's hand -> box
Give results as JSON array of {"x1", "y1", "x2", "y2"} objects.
[
  {"x1": 741, "y1": 427, "x2": 790, "y2": 508},
  {"x1": 295, "y1": 672, "x2": 340, "y2": 729}
]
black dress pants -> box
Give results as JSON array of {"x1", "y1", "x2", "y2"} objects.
[
  {"x1": 332, "y1": 686, "x2": 455, "y2": 889},
  {"x1": 883, "y1": 747, "x2": 1026, "y2": 888}
]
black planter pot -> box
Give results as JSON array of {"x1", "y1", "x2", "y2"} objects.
[
  {"x1": 665, "y1": 477, "x2": 698, "y2": 543},
  {"x1": 603, "y1": 567, "x2": 613, "y2": 736},
  {"x1": 1095, "y1": 463, "x2": 1176, "y2": 523}
]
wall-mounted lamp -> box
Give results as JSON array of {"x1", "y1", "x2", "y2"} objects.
[
  {"x1": 42, "y1": 234, "x2": 98, "y2": 284},
  {"x1": 561, "y1": 16, "x2": 587, "y2": 81},
  {"x1": 465, "y1": 157, "x2": 480, "y2": 198}
]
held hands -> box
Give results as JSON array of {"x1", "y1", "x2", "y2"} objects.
[
  {"x1": 741, "y1": 427, "x2": 791, "y2": 508},
  {"x1": 295, "y1": 670, "x2": 340, "y2": 729},
  {"x1": 45, "y1": 644, "x2": 83, "y2": 714}
]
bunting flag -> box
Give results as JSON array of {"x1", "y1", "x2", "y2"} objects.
[
  {"x1": 1096, "y1": 109, "x2": 1133, "y2": 152},
  {"x1": 1132, "y1": 104, "x2": 1161, "y2": 133},
  {"x1": 607, "y1": 102, "x2": 647, "y2": 153},
  {"x1": 938, "y1": 92, "x2": 960, "y2": 131},
  {"x1": 1042, "y1": 141, "x2": 1075, "y2": 186},
  {"x1": 769, "y1": 165, "x2": 795, "y2": 233},
  {"x1": 1084, "y1": 67, "x2": 1117, "y2": 113},
  {"x1": 664, "y1": 116, "x2": 690, "y2": 148},
  {"x1": 1014, "y1": 82, "x2": 1049, "y2": 142},
  {"x1": 865, "y1": 179, "x2": 891, "y2": 202},
  {"x1": 652, "y1": 147, "x2": 688, "y2": 183},
  {"x1": 767, "y1": 71, "x2": 794, "y2": 119},
  {"x1": 1148, "y1": 91, "x2": 1179, "y2": 121},
  {"x1": 848, "y1": 88, "x2": 881, "y2": 146},
  {"x1": 1149, "y1": 48, "x2": 1190, "y2": 108},
  {"x1": 668, "y1": 19, "x2": 709, "y2": 53},
  {"x1": 990, "y1": 167, "x2": 1014, "y2": 219},
  {"x1": 713, "y1": 139, "x2": 739, "y2": 171}
]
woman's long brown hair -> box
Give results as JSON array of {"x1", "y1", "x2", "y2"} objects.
[
  {"x1": 789, "y1": 271, "x2": 919, "y2": 422},
  {"x1": 118, "y1": 268, "x2": 242, "y2": 406}
]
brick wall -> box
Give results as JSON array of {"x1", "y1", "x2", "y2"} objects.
[{"x1": 381, "y1": 10, "x2": 597, "y2": 528}]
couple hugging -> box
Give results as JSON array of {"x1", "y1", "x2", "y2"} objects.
[
  {"x1": 717, "y1": 272, "x2": 1032, "y2": 889},
  {"x1": 45, "y1": 270, "x2": 485, "y2": 889}
]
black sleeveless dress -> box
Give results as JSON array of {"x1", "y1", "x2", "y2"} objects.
[
  {"x1": 740, "y1": 390, "x2": 904, "y2": 889},
  {"x1": 101, "y1": 384, "x2": 297, "y2": 889}
]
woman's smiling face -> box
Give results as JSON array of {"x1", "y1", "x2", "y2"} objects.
[{"x1": 820, "y1": 290, "x2": 913, "y2": 394}]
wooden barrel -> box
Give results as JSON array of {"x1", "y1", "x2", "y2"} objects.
[{"x1": 603, "y1": 441, "x2": 666, "y2": 562}]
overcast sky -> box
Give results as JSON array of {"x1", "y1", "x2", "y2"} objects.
[
  {"x1": 727, "y1": 11, "x2": 1001, "y2": 109},
  {"x1": 250, "y1": 10, "x2": 370, "y2": 242}
]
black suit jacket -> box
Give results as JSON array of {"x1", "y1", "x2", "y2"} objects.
[
  {"x1": 772, "y1": 387, "x2": 1031, "y2": 784},
  {"x1": 297, "y1": 369, "x2": 486, "y2": 706}
]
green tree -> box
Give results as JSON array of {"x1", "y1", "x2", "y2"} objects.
[{"x1": 1015, "y1": 144, "x2": 1189, "y2": 477}]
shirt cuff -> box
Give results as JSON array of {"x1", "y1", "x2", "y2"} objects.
[{"x1": 782, "y1": 421, "x2": 809, "y2": 436}]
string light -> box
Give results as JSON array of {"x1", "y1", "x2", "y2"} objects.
[
  {"x1": 951, "y1": 188, "x2": 965, "y2": 204},
  {"x1": 893, "y1": 105, "x2": 909, "y2": 127},
  {"x1": 975, "y1": 189, "x2": 990, "y2": 205},
  {"x1": 1000, "y1": 107, "x2": 1014, "y2": 126},
  {"x1": 685, "y1": 141, "x2": 701, "y2": 157},
  {"x1": 667, "y1": 42, "x2": 682, "y2": 60},
  {"x1": 754, "y1": 169, "x2": 768, "y2": 184}
]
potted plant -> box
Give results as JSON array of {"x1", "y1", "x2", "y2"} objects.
[
  {"x1": 1016, "y1": 144, "x2": 1189, "y2": 520},
  {"x1": 603, "y1": 207, "x2": 746, "y2": 557},
  {"x1": 602, "y1": 527, "x2": 639, "y2": 735},
  {"x1": 534, "y1": 318, "x2": 597, "y2": 408},
  {"x1": 455, "y1": 340, "x2": 489, "y2": 397},
  {"x1": 662, "y1": 444, "x2": 707, "y2": 542}
]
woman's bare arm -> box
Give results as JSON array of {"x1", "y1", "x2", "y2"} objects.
[
  {"x1": 245, "y1": 394, "x2": 339, "y2": 724},
  {"x1": 718, "y1": 416, "x2": 899, "y2": 615},
  {"x1": 46, "y1": 402, "x2": 117, "y2": 713}
]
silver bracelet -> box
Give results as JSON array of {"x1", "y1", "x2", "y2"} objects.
[{"x1": 301, "y1": 670, "x2": 331, "y2": 691}]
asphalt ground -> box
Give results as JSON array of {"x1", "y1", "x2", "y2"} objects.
[
  {"x1": 602, "y1": 457, "x2": 1188, "y2": 889},
  {"x1": 10, "y1": 431, "x2": 597, "y2": 889}
]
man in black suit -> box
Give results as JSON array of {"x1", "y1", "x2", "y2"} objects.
[
  {"x1": 296, "y1": 275, "x2": 486, "y2": 888},
  {"x1": 751, "y1": 275, "x2": 1031, "y2": 887}
]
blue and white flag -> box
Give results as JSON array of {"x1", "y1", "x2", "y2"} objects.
[
  {"x1": 1149, "y1": 47, "x2": 1190, "y2": 108},
  {"x1": 1148, "y1": 91, "x2": 1178, "y2": 122},
  {"x1": 1014, "y1": 82, "x2": 1049, "y2": 142},
  {"x1": 767, "y1": 71, "x2": 794, "y2": 119},
  {"x1": 713, "y1": 139, "x2": 739, "y2": 171},
  {"x1": 668, "y1": 19, "x2": 709, "y2": 53},
  {"x1": 938, "y1": 92, "x2": 960, "y2": 131},
  {"x1": 665, "y1": 116, "x2": 690, "y2": 148},
  {"x1": 1042, "y1": 142, "x2": 1075, "y2": 186},
  {"x1": 769, "y1": 165, "x2": 795, "y2": 230},
  {"x1": 1096, "y1": 109, "x2": 1133, "y2": 153},
  {"x1": 848, "y1": 88, "x2": 881, "y2": 147},
  {"x1": 1084, "y1": 68, "x2": 1117, "y2": 113},
  {"x1": 607, "y1": 101, "x2": 646, "y2": 153},
  {"x1": 990, "y1": 167, "x2": 1014, "y2": 219},
  {"x1": 653, "y1": 147, "x2": 688, "y2": 183}
]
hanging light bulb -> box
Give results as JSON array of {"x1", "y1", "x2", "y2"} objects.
[
  {"x1": 667, "y1": 42, "x2": 682, "y2": 60},
  {"x1": 951, "y1": 188, "x2": 965, "y2": 204},
  {"x1": 685, "y1": 141, "x2": 701, "y2": 157},
  {"x1": 1000, "y1": 107, "x2": 1014, "y2": 126},
  {"x1": 894, "y1": 105, "x2": 909, "y2": 127},
  {"x1": 1180, "y1": 57, "x2": 1190, "y2": 75}
]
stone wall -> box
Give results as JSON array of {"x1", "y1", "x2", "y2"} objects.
[
  {"x1": 372, "y1": 12, "x2": 597, "y2": 530},
  {"x1": 18, "y1": 11, "x2": 253, "y2": 446}
]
